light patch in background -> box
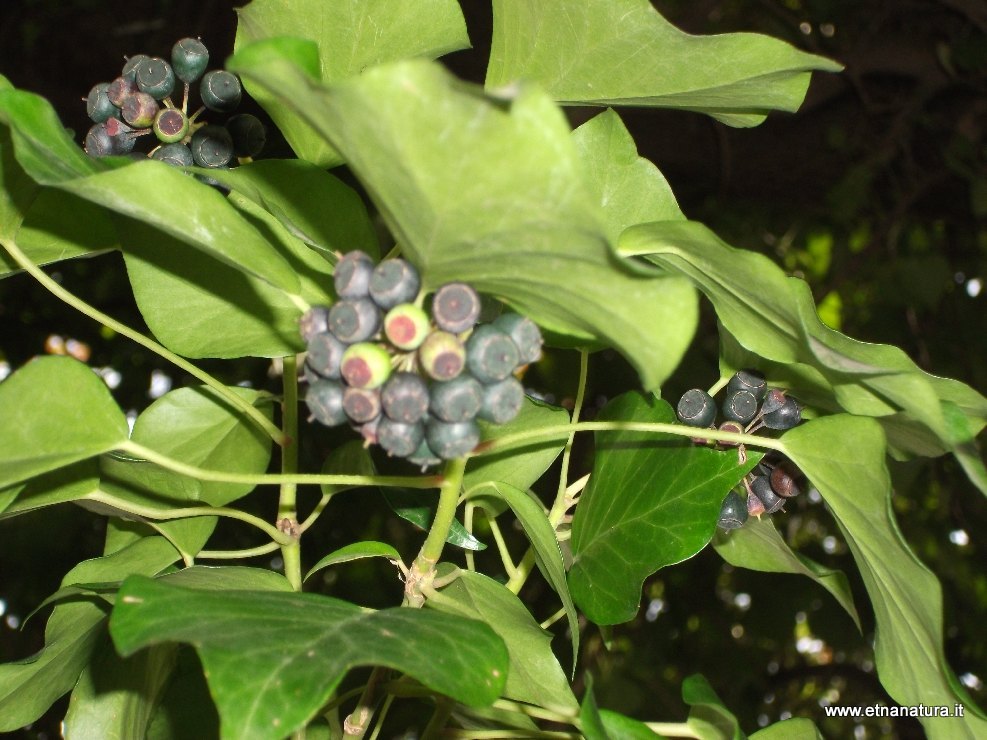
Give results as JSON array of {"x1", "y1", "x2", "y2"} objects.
[
  {"x1": 949, "y1": 529, "x2": 970, "y2": 546},
  {"x1": 0, "y1": 361, "x2": 10, "y2": 381},
  {"x1": 149, "y1": 369, "x2": 172, "y2": 399},
  {"x1": 966, "y1": 277, "x2": 982, "y2": 297}
]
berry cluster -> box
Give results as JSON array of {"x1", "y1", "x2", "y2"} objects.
[
  {"x1": 674, "y1": 370, "x2": 806, "y2": 531},
  {"x1": 301, "y1": 251, "x2": 543, "y2": 466},
  {"x1": 83, "y1": 38, "x2": 265, "y2": 168}
]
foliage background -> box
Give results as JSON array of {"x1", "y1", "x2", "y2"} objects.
[{"x1": 0, "y1": 1, "x2": 985, "y2": 737}]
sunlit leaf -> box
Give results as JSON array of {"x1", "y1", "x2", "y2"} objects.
[
  {"x1": 681, "y1": 674, "x2": 743, "y2": 740},
  {"x1": 487, "y1": 0, "x2": 842, "y2": 127},
  {"x1": 110, "y1": 576, "x2": 508, "y2": 739},
  {"x1": 234, "y1": 0, "x2": 470, "y2": 166},
  {"x1": 569, "y1": 392, "x2": 758, "y2": 625}
]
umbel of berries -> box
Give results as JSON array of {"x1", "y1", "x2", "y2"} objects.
[
  {"x1": 301, "y1": 250, "x2": 543, "y2": 466},
  {"x1": 83, "y1": 37, "x2": 266, "y2": 168}
]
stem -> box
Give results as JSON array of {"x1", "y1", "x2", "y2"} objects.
[
  {"x1": 197, "y1": 542, "x2": 281, "y2": 559},
  {"x1": 492, "y1": 699, "x2": 577, "y2": 725},
  {"x1": 644, "y1": 722, "x2": 702, "y2": 738},
  {"x1": 298, "y1": 493, "x2": 332, "y2": 534},
  {"x1": 486, "y1": 514, "x2": 518, "y2": 579},
  {"x1": 279, "y1": 355, "x2": 303, "y2": 591},
  {"x1": 447, "y1": 732, "x2": 578, "y2": 739},
  {"x1": 463, "y1": 502, "x2": 477, "y2": 572},
  {"x1": 84, "y1": 491, "x2": 292, "y2": 544},
  {"x1": 113, "y1": 442, "x2": 441, "y2": 488},
  {"x1": 421, "y1": 698, "x2": 453, "y2": 740},
  {"x1": 0, "y1": 238, "x2": 288, "y2": 446},
  {"x1": 343, "y1": 667, "x2": 388, "y2": 738},
  {"x1": 474, "y1": 421, "x2": 786, "y2": 457}
]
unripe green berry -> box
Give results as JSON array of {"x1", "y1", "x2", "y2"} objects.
[
  {"x1": 717, "y1": 491, "x2": 747, "y2": 530},
  {"x1": 200, "y1": 70, "x2": 242, "y2": 112},
  {"x1": 677, "y1": 388, "x2": 716, "y2": 428},
  {"x1": 135, "y1": 57, "x2": 176, "y2": 100},
  {"x1": 306, "y1": 379, "x2": 347, "y2": 427},
  {"x1": 171, "y1": 37, "x2": 209, "y2": 84},
  {"x1": 466, "y1": 325, "x2": 519, "y2": 384},
  {"x1": 478, "y1": 376, "x2": 524, "y2": 424},
  {"x1": 86, "y1": 83, "x2": 116, "y2": 123},
  {"x1": 430, "y1": 375, "x2": 483, "y2": 423},
  {"x1": 418, "y1": 331, "x2": 466, "y2": 381},
  {"x1": 190, "y1": 124, "x2": 234, "y2": 168},
  {"x1": 153, "y1": 107, "x2": 189, "y2": 143},
  {"x1": 432, "y1": 282, "x2": 481, "y2": 333},
  {"x1": 426, "y1": 419, "x2": 480, "y2": 459},
  {"x1": 384, "y1": 303, "x2": 430, "y2": 351},
  {"x1": 329, "y1": 297, "x2": 381, "y2": 343},
  {"x1": 340, "y1": 342, "x2": 392, "y2": 389},
  {"x1": 151, "y1": 142, "x2": 193, "y2": 167},
  {"x1": 492, "y1": 313, "x2": 542, "y2": 365}
]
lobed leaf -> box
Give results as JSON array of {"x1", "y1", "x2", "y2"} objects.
[
  {"x1": 569, "y1": 392, "x2": 759, "y2": 625},
  {"x1": 487, "y1": 0, "x2": 842, "y2": 127},
  {"x1": 110, "y1": 576, "x2": 509, "y2": 739}
]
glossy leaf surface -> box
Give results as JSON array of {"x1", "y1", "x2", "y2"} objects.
[
  {"x1": 569, "y1": 392, "x2": 758, "y2": 625},
  {"x1": 681, "y1": 674, "x2": 743, "y2": 740},
  {"x1": 429, "y1": 569, "x2": 578, "y2": 713},
  {"x1": 235, "y1": 0, "x2": 470, "y2": 167},
  {"x1": 713, "y1": 516, "x2": 860, "y2": 630},
  {"x1": 304, "y1": 541, "x2": 402, "y2": 583},
  {"x1": 228, "y1": 48, "x2": 695, "y2": 390},
  {"x1": 110, "y1": 576, "x2": 509, "y2": 739},
  {"x1": 780, "y1": 416, "x2": 987, "y2": 736},
  {"x1": 0, "y1": 357, "x2": 127, "y2": 489},
  {"x1": 487, "y1": 0, "x2": 842, "y2": 127}
]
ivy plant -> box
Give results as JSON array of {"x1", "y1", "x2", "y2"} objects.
[{"x1": 1, "y1": 1, "x2": 985, "y2": 738}]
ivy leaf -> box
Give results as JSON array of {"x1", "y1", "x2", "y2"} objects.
[
  {"x1": 228, "y1": 50, "x2": 695, "y2": 390},
  {"x1": 305, "y1": 542, "x2": 403, "y2": 583},
  {"x1": 750, "y1": 718, "x2": 824, "y2": 739},
  {"x1": 569, "y1": 392, "x2": 759, "y2": 625},
  {"x1": 780, "y1": 416, "x2": 987, "y2": 736},
  {"x1": 486, "y1": 0, "x2": 842, "y2": 127},
  {"x1": 620, "y1": 219, "x2": 987, "y2": 487},
  {"x1": 713, "y1": 516, "x2": 860, "y2": 630},
  {"x1": 466, "y1": 481, "x2": 580, "y2": 670},
  {"x1": 428, "y1": 570, "x2": 578, "y2": 713},
  {"x1": 0, "y1": 357, "x2": 128, "y2": 489},
  {"x1": 0, "y1": 461, "x2": 98, "y2": 518},
  {"x1": 383, "y1": 488, "x2": 486, "y2": 552},
  {"x1": 234, "y1": 0, "x2": 470, "y2": 167},
  {"x1": 110, "y1": 576, "x2": 509, "y2": 739},
  {"x1": 100, "y1": 385, "x2": 274, "y2": 507},
  {"x1": 681, "y1": 675, "x2": 744, "y2": 740},
  {"x1": 0, "y1": 537, "x2": 178, "y2": 732}
]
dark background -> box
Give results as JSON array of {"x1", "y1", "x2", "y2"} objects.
[{"x1": 1, "y1": 1, "x2": 986, "y2": 738}]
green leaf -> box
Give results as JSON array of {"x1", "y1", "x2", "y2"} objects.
[
  {"x1": 234, "y1": 0, "x2": 470, "y2": 167},
  {"x1": 429, "y1": 570, "x2": 578, "y2": 713},
  {"x1": 227, "y1": 52, "x2": 696, "y2": 390},
  {"x1": 599, "y1": 709, "x2": 664, "y2": 740},
  {"x1": 465, "y1": 481, "x2": 579, "y2": 671},
  {"x1": 0, "y1": 118, "x2": 40, "y2": 244},
  {"x1": 0, "y1": 537, "x2": 178, "y2": 731},
  {"x1": 465, "y1": 397, "x2": 570, "y2": 496},
  {"x1": 749, "y1": 718, "x2": 823, "y2": 740},
  {"x1": 100, "y1": 385, "x2": 274, "y2": 507},
  {"x1": 383, "y1": 488, "x2": 487, "y2": 551},
  {"x1": 158, "y1": 565, "x2": 294, "y2": 592},
  {"x1": 579, "y1": 674, "x2": 609, "y2": 740},
  {"x1": 486, "y1": 0, "x2": 842, "y2": 127},
  {"x1": 146, "y1": 648, "x2": 219, "y2": 740},
  {"x1": 200, "y1": 159, "x2": 379, "y2": 260},
  {"x1": 117, "y1": 217, "x2": 305, "y2": 359},
  {"x1": 620, "y1": 220, "x2": 987, "y2": 478},
  {"x1": 110, "y1": 576, "x2": 508, "y2": 739},
  {"x1": 572, "y1": 109, "x2": 685, "y2": 244},
  {"x1": 3, "y1": 189, "x2": 117, "y2": 275},
  {"x1": 305, "y1": 542, "x2": 402, "y2": 583},
  {"x1": 0, "y1": 88, "x2": 300, "y2": 294},
  {"x1": 569, "y1": 392, "x2": 758, "y2": 625},
  {"x1": 712, "y1": 516, "x2": 860, "y2": 630},
  {"x1": 63, "y1": 639, "x2": 176, "y2": 740},
  {"x1": 0, "y1": 460, "x2": 98, "y2": 518},
  {"x1": 0, "y1": 356, "x2": 128, "y2": 489},
  {"x1": 780, "y1": 416, "x2": 987, "y2": 736},
  {"x1": 681, "y1": 674, "x2": 744, "y2": 740}
]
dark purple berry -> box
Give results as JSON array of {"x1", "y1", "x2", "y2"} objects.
[
  {"x1": 190, "y1": 124, "x2": 234, "y2": 168},
  {"x1": 200, "y1": 70, "x2": 242, "y2": 112},
  {"x1": 306, "y1": 332, "x2": 347, "y2": 380},
  {"x1": 377, "y1": 417, "x2": 425, "y2": 458},
  {"x1": 299, "y1": 306, "x2": 331, "y2": 343},
  {"x1": 492, "y1": 313, "x2": 542, "y2": 365},
  {"x1": 369, "y1": 259, "x2": 421, "y2": 309},
  {"x1": 151, "y1": 142, "x2": 193, "y2": 167},
  {"x1": 329, "y1": 298, "x2": 381, "y2": 344},
  {"x1": 225, "y1": 113, "x2": 266, "y2": 158},
  {"x1": 717, "y1": 491, "x2": 747, "y2": 530},
  {"x1": 432, "y1": 283, "x2": 481, "y2": 333},
  {"x1": 343, "y1": 386, "x2": 382, "y2": 424},
  {"x1": 677, "y1": 388, "x2": 716, "y2": 428},
  {"x1": 762, "y1": 397, "x2": 802, "y2": 430},
  {"x1": 426, "y1": 419, "x2": 480, "y2": 459},
  {"x1": 478, "y1": 376, "x2": 525, "y2": 424},
  {"x1": 727, "y1": 369, "x2": 767, "y2": 402},
  {"x1": 466, "y1": 325, "x2": 519, "y2": 384},
  {"x1": 722, "y1": 389, "x2": 759, "y2": 425},
  {"x1": 306, "y1": 379, "x2": 347, "y2": 427},
  {"x1": 334, "y1": 250, "x2": 375, "y2": 299},
  {"x1": 86, "y1": 83, "x2": 116, "y2": 123},
  {"x1": 381, "y1": 372, "x2": 429, "y2": 424},
  {"x1": 171, "y1": 38, "x2": 209, "y2": 84},
  {"x1": 429, "y1": 375, "x2": 483, "y2": 423},
  {"x1": 751, "y1": 475, "x2": 785, "y2": 514}
]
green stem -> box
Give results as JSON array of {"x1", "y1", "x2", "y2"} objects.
[
  {"x1": 298, "y1": 493, "x2": 332, "y2": 534},
  {"x1": 644, "y1": 722, "x2": 702, "y2": 738},
  {"x1": 447, "y1": 731, "x2": 578, "y2": 739},
  {"x1": 279, "y1": 354, "x2": 303, "y2": 591},
  {"x1": 473, "y1": 421, "x2": 786, "y2": 457},
  {"x1": 492, "y1": 699, "x2": 577, "y2": 725},
  {"x1": 196, "y1": 542, "x2": 281, "y2": 559},
  {"x1": 113, "y1": 442, "x2": 441, "y2": 487},
  {"x1": 485, "y1": 514, "x2": 518, "y2": 579},
  {"x1": 0, "y1": 237, "x2": 288, "y2": 446},
  {"x1": 422, "y1": 698, "x2": 453, "y2": 740},
  {"x1": 84, "y1": 491, "x2": 291, "y2": 544},
  {"x1": 409, "y1": 457, "x2": 468, "y2": 590}
]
